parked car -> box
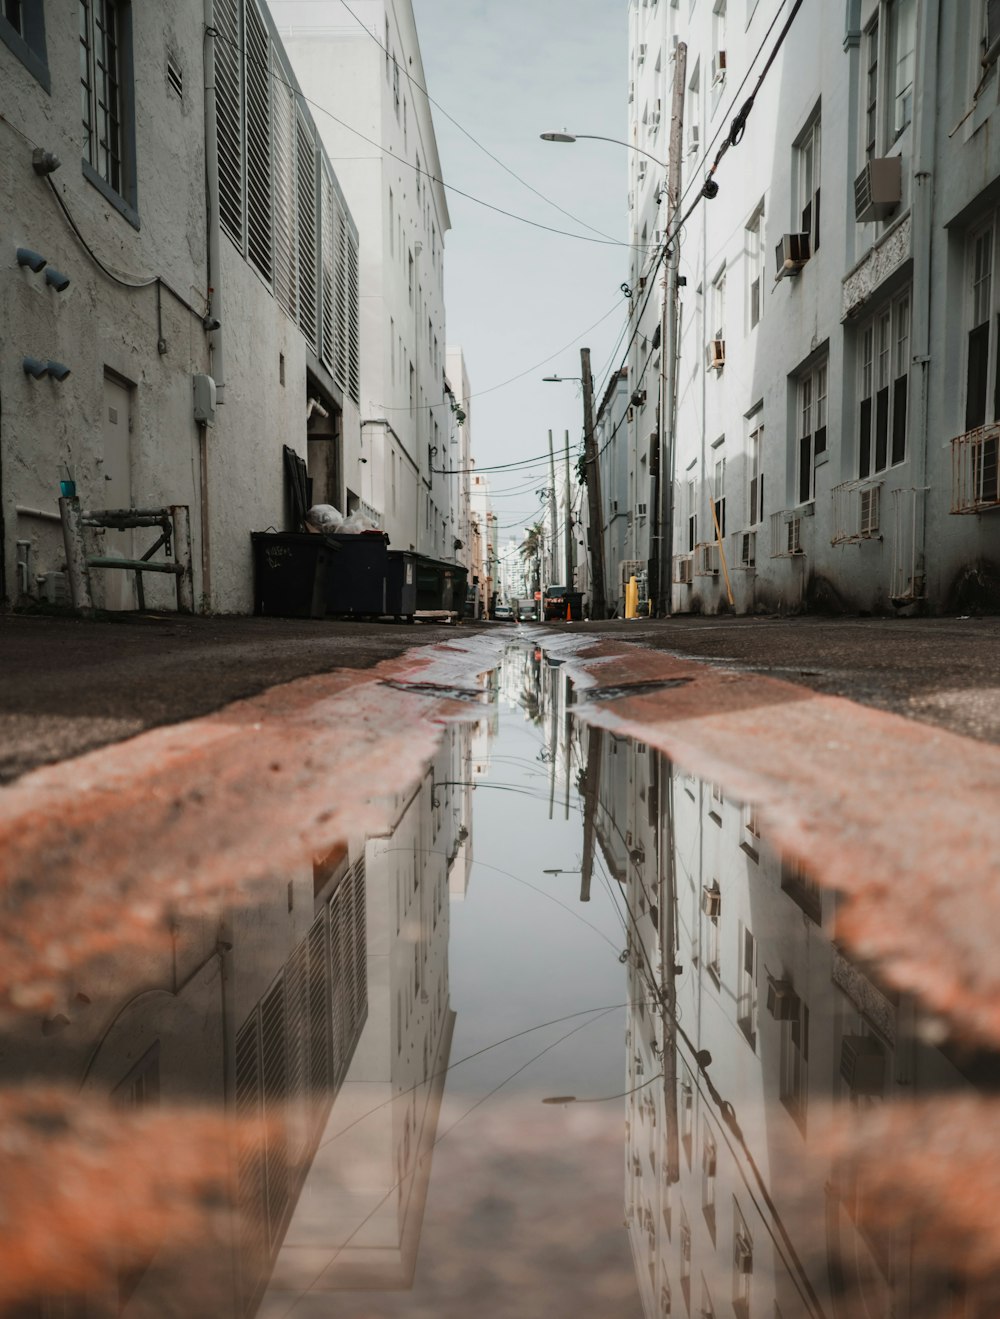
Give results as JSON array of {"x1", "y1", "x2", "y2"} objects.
[
  {"x1": 494, "y1": 603, "x2": 515, "y2": 621},
  {"x1": 542, "y1": 585, "x2": 569, "y2": 620}
]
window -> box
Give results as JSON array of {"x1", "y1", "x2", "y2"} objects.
[
  {"x1": 702, "y1": 1128, "x2": 717, "y2": 1239},
  {"x1": 680, "y1": 1206, "x2": 692, "y2": 1312},
  {"x1": 732, "y1": 1201, "x2": 753, "y2": 1318},
  {"x1": 859, "y1": 292, "x2": 909, "y2": 476},
  {"x1": 966, "y1": 222, "x2": 998, "y2": 432},
  {"x1": 1, "y1": 0, "x2": 48, "y2": 90},
  {"x1": 687, "y1": 62, "x2": 701, "y2": 157},
  {"x1": 780, "y1": 997, "x2": 809, "y2": 1130},
  {"x1": 888, "y1": 0, "x2": 916, "y2": 140},
  {"x1": 863, "y1": 18, "x2": 879, "y2": 162},
  {"x1": 746, "y1": 203, "x2": 765, "y2": 328},
  {"x1": 687, "y1": 477, "x2": 697, "y2": 551},
  {"x1": 79, "y1": 0, "x2": 137, "y2": 223},
  {"x1": 711, "y1": 264, "x2": 726, "y2": 344},
  {"x1": 737, "y1": 924, "x2": 757, "y2": 1047},
  {"x1": 712, "y1": 1, "x2": 727, "y2": 98},
  {"x1": 797, "y1": 359, "x2": 828, "y2": 503},
  {"x1": 747, "y1": 414, "x2": 764, "y2": 525},
  {"x1": 796, "y1": 113, "x2": 821, "y2": 254},
  {"x1": 704, "y1": 883, "x2": 721, "y2": 981},
  {"x1": 712, "y1": 454, "x2": 726, "y2": 537}
]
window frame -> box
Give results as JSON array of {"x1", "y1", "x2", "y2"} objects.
[
  {"x1": 795, "y1": 111, "x2": 821, "y2": 256},
  {"x1": 796, "y1": 358, "x2": 828, "y2": 505},
  {"x1": 0, "y1": 0, "x2": 48, "y2": 91},
  {"x1": 79, "y1": 0, "x2": 138, "y2": 228},
  {"x1": 746, "y1": 202, "x2": 765, "y2": 329},
  {"x1": 858, "y1": 289, "x2": 910, "y2": 477},
  {"x1": 965, "y1": 218, "x2": 1000, "y2": 434},
  {"x1": 747, "y1": 412, "x2": 764, "y2": 526}
]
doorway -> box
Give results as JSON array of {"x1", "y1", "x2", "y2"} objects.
[{"x1": 102, "y1": 371, "x2": 135, "y2": 610}]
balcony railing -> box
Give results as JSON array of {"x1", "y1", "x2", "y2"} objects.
[
  {"x1": 831, "y1": 480, "x2": 883, "y2": 544},
  {"x1": 951, "y1": 424, "x2": 1000, "y2": 513}
]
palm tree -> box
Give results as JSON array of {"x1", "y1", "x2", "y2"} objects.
[{"x1": 519, "y1": 521, "x2": 544, "y2": 597}]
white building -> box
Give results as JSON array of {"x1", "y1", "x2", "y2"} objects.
[
  {"x1": 281, "y1": 0, "x2": 457, "y2": 564},
  {"x1": 446, "y1": 345, "x2": 475, "y2": 580},
  {"x1": 622, "y1": 0, "x2": 1000, "y2": 616},
  {"x1": 1, "y1": 0, "x2": 361, "y2": 614}
]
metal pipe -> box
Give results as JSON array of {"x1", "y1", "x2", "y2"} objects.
[
  {"x1": 86, "y1": 557, "x2": 185, "y2": 574},
  {"x1": 15, "y1": 505, "x2": 62, "y2": 523}
]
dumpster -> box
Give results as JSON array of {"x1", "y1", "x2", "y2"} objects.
[
  {"x1": 414, "y1": 557, "x2": 469, "y2": 619},
  {"x1": 324, "y1": 532, "x2": 389, "y2": 617},
  {"x1": 565, "y1": 590, "x2": 584, "y2": 621},
  {"x1": 251, "y1": 532, "x2": 333, "y2": 619},
  {"x1": 386, "y1": 550, "x2": 418, "y2": 621}
]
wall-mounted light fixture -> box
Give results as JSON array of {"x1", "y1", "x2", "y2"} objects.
[
  {"x1": 202, "y1": 313, "x2": 221, "y2": 332},
  {"x1": 22, "y1": 357, "x2": 49, "y2": 378},
  {"x1": 47, "y1": 361, "x2": 72, "y2": 381},
  {"x1": 44, "y1": 268, "x2": 70, "y2": 292},
  {"x1": 32, "y1": 148, "x2": 61, "y2": 176},
  {"x1": 16, "y1": 248, "x2": 47, "y2": 272}
]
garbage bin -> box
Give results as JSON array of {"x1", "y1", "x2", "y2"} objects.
[
  {"x1": 386, "y1": 550, "x2": 418, "y2": 621},
  {"x1": 325, "y1": 532, "x2": 389, "y2": 617},
  {"x1": 251, "y1": 532, "x2": 333, "y2": 619}
]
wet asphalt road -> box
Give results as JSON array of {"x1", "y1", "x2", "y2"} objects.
[{"x1": 1, "y1": 610, "x2": 998, "y2": 782}]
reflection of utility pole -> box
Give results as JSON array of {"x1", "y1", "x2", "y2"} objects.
[
  {"x1": 654, "y1": 42, "x2": 686, "y2": 617},
  {"x1": 547, "y1": 429, "x2": 558, "y2": 588},
  {"x1": 581, "y1": 347, "x2": 607, "y2": 619},
  {"x1": 579, "y1": 723, "x2": 603, "y2": 902},
  {"x1": 657, "y1": 755, "x2": 680, "y2": 1183},
  {"x1": 548, "y1": 665, "x2": 557, "y2": 820},
  {"x1": 564, "y1": 430, "x2": 574, "y2": 590}
]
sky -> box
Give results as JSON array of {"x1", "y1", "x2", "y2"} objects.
[{"x1": 411, "y1": 0, "x2": 630, "y2": 540}]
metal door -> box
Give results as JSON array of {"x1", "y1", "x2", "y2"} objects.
[{"x1": 102, "y1": 373, "x2": 134, "y2": 610}]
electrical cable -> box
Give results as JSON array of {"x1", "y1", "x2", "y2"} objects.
[
  {"x1": 211, "y1": 24, "x2": 647, "y2": 250},
  {"x1": 319, "y1": 0, "x2": 624, "y2": 245}
]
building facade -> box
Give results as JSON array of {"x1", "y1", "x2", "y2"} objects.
[
  {"x1": 281, "y1": 0, "x2": 458, "y2": 564},
  {"x1": 622, "y1": 0, "x2": 1000, "y2": 616},
  {"x1": 1, "y1": 0, "x2": 362, "y2": 614}
]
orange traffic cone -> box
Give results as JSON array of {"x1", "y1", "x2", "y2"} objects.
[{"x1": 566, "y1": 601, "x2": 572, "y2": 622}]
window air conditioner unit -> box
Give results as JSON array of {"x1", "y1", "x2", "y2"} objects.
[
  {"x1": 707, "y1": 338, "x2": 726, "y2": 370},
  {"x1": 766, "y1": 976, "x2": 799, "y2": 1020},
  {"x1": 701, "y1": 886, "x2": 721, "y2": 918},
  {"x1": 839, "y1": 1035, "x2": 886, "y2": 1096},
  {"x1": 688, "y1": 124, "x2": 700, "y2": 155},
  {"x1": 775, "y1": 232, "x2": 811, "y2": 279},
  {"x1": 739, "y1": 530, "x2": 756, "y2": 567},
  {"x1": 636, "y1": 502, "x2": 648, "y2": 518},
  {"x1": 712, "y1": 50, "x2": 727, "y2": 84},
  {"x1": 854, "y1": 156, "x2": 901, "y2": 224},
  {"x1": 859, "y1": 485, "x2": 881, "y2": 535},
  {"x1": 699, "y1": 542, "x2": 720, "y2": 575},
  {"x1": 675, "y1": 556, "x2": 693, "y2": 584},
  {"x1": 786, "y1": 515, "x2": 802, "y2": 554}
]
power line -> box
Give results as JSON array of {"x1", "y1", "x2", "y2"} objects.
[{"x1": 212, "y1": 24, "x2": 646, "y2": 250}]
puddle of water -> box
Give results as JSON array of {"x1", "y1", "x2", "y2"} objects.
[{"x1": 1, "y1": 640, "x2": 999, "y2": 1317}]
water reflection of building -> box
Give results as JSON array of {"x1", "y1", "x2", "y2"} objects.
[
  {"x1": 589, "y1": 734, "x2": 999, "y2": 1319},
  {"x1": 4, "y1": 726, "x2": 474, "y2": 1318}
]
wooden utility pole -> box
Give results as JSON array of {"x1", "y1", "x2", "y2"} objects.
[
  {"x1": 547, "y1": 429, "x2": 559, "y2": 588},
  {"x1": 564, "y1": 430, "x2": 574, "y2": 589},
  {"x1": 655, "y1": 41, "x2": 687, "y2": 616},
  {"x1": 581, "y1": 347, "x2": 607, "y2": 619}
]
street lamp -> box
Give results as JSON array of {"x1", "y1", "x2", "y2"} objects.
[{"x1": 540, "y1": 131, "x2": 667, "y2": 172}]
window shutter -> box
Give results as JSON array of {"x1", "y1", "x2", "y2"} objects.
[
  {"x1": 272, "y1": 68, "x2": 297, "y2": 318},
  {"x1": 296, "y1": 117, "x2": 318, "y2": 347},
  {"x1": 859, "y1": 396, "x2": 872, "y2": 477},
  {"x1": 966, "y1": 321, "x2": 990, "y2": 430},
  {"x1": 215, "y1": 0, "x2": 244, "y2": 247},
  {"x1": 245, "y1": 0, "x2": 273, "y2": 282},
  {"x1": 347, "y1": 233, "x2": 360, "y2": 404},
  {"x1": 875, "y1": 386, "x2": 889, "y2": 470},
  {"x1": 320, "y1": 170, "x2": 337, "y2": 374},
  {"x1": 891, "y1": 374, "x2": 908, "y2": 465},
  {"x1": 814, "y1": 185, "x2": 821, "y2": 251}
]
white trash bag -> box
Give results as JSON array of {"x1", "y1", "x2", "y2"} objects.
[{"x1": 304, "y1": 504, "x2": 344, "y2": 534}]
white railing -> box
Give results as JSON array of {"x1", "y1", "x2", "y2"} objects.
[
  {"x1": 890, "y1": 486, "x2": 928, "y2": 604},
  {"x1": 769, "y1": 510, "x2": 804, "y2": 558},
  {"x1": 695, "y1": 541, "x2": 720, "y2": 576},
  {"x1": 951, "y1": 424, "x2": 1000, "y2": 513},
  {"x1": 831, "y1": 479, "x2": 884, "y2": 544},
  {"x1": 731, "y1": 529, "x2": 756, "y2": 569}
]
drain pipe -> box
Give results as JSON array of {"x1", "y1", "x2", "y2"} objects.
[
  {"x1": 201, "y1": 0, "x2": 224, "y2": 609},
  {"x1": 909, "y1": 0, "x2": 941, "y2": 602}
]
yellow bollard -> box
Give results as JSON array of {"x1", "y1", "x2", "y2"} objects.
[{"x1": 625, "y1": 575, "x2": 638, "y2": 620}]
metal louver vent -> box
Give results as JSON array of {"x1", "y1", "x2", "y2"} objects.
[
  {"x1": 215, "y1": 0, "x2": 243, "y2": 247},
  {"x1": 320, "y1": 170, "x2": 337, "y2": 373},
  {"x1": 260, "y1": 980, "x2": 289, "y2": 1246},
  {"x1": 296, "y1": 117, "x2": 318, "y2": 347},
  {"x1": 235, "y1": 1015, "x2": 266, "y2": 1302},
  {"x1": 308, "y1": 912, "x2": 330, "y2": 1093},
  {"x1": 245, "y1": 0, "x2": 273, "y2": 282},
  {"x1": 347, "y1": 236, "x2": 360, "y2": 404},
  {"x1": 334, "y1": 208, "x2": 349, "y2": 393},
  {"x1": 271, "y1": 65, "x2": 297, "y2": 317}
]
